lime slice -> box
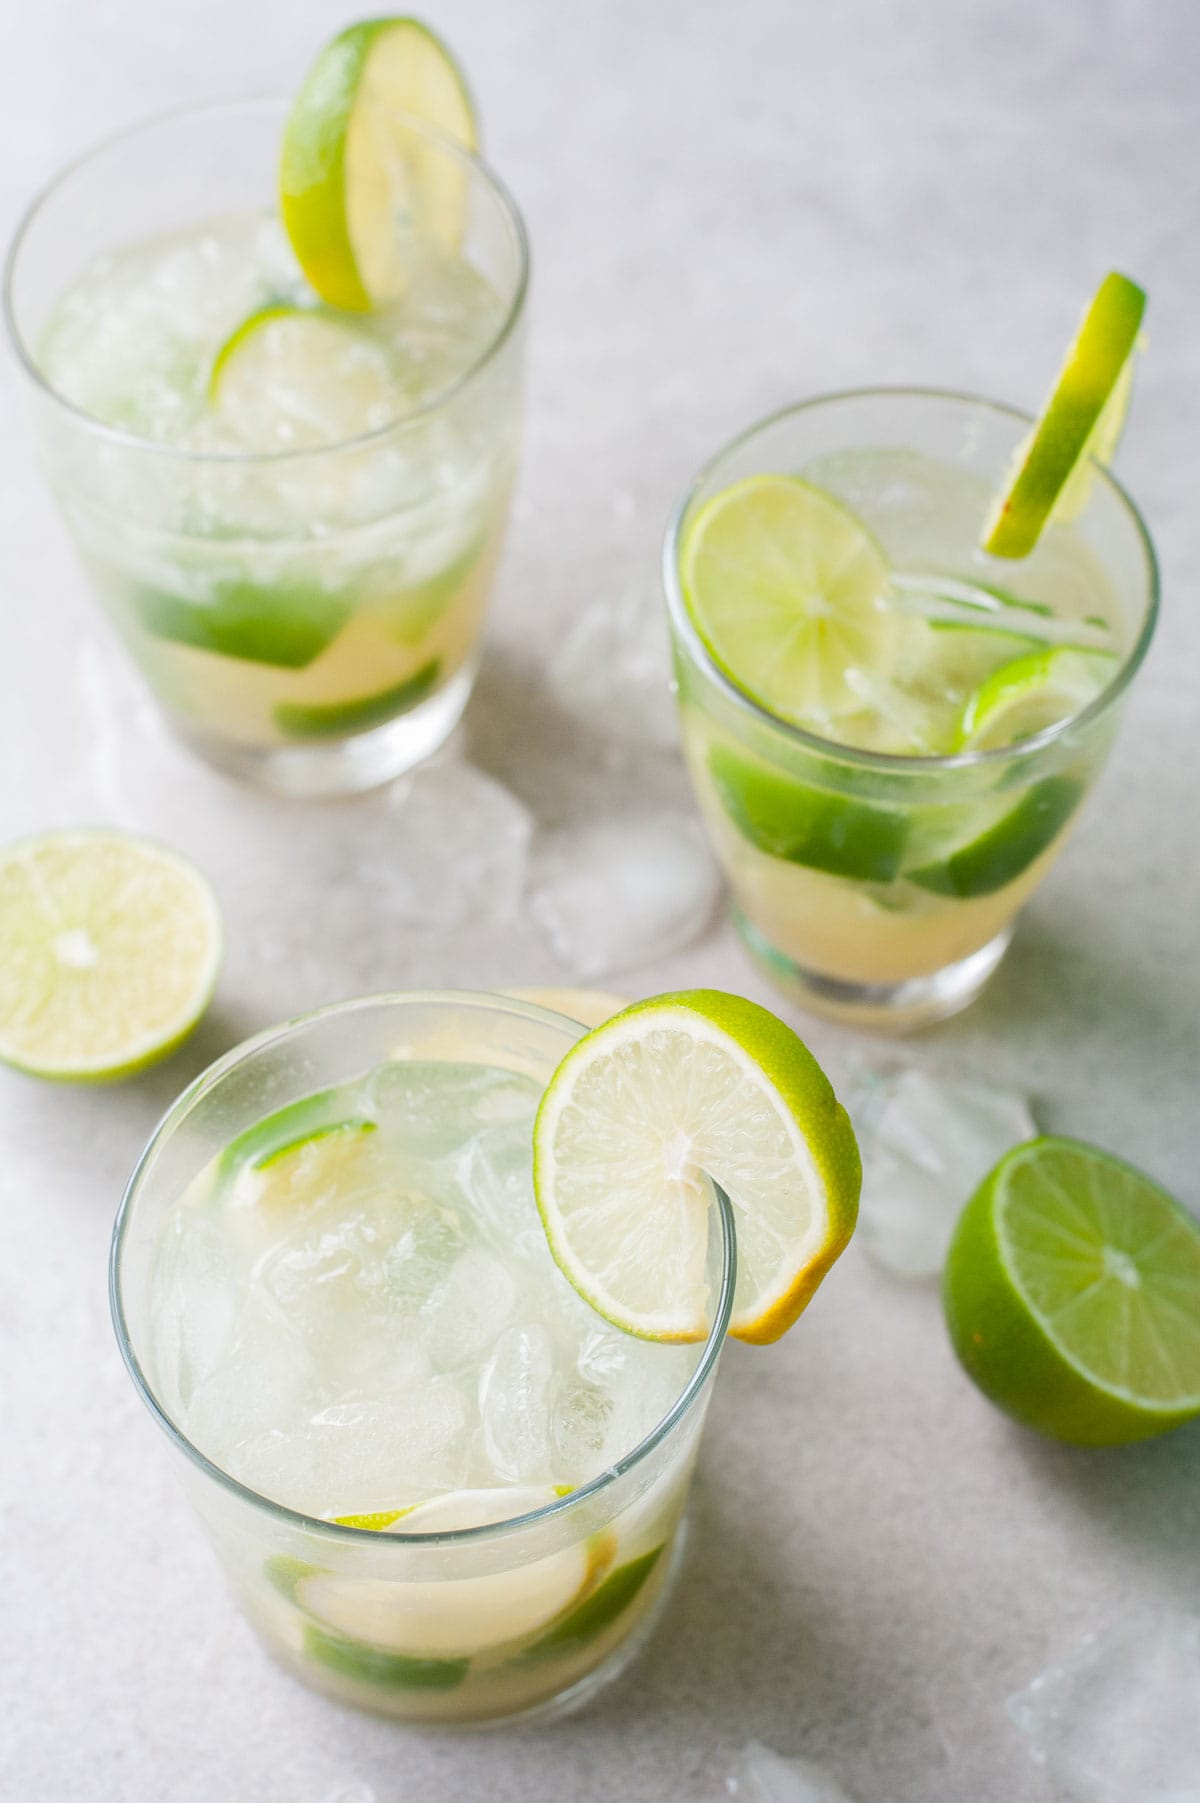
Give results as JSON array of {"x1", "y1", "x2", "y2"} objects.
[
  {"x1": 680, "y1": 475, "x2": 893, "y2": 725},
  {"x1": 0, "y1": 831, "x2": 220, "y2": 1082},
  {"x1": 293, "y1": 1487, "x2": 613, "y2": 1658},
  {"x1": 954, "y1": 646, "x2": 1118, "y2": 751},
  {"x1": 907, "y1": 775, "x2": 1081, "y2": 898},
  {"x1": 943, "y1": 1137, "x2": 1200, "y2": 1445},
  {"x1": 273, "y1": 657, "x2": 440, "y2": 739},
  {"x1": 982, "y1": 272, "x2": 1146, "y2": 559},
  {"x1": 707, "y1": 744, "x2": 909, "y2": 883},
  {"x1": 223, "y1": 1106, "x2": 379, "y2": 1225},
  {"x1": 301, "y1": 1623, "x2": 468, "y2": 1690},
  {"x1": 533, "y1": 990, "x2": 860, "y2": 1344},
  {"x1": 208, "y1": 304, "x2": 401, "y2": 449},
  {"x1": 518, "y1": 1545, "x2": 664, "y2": 1665},
  {"x1": 280, "y1": 17, "x2": 478, "y2": 312},
  {"x1": 134, "y1": 575, "x2": 350, "y2": 671}
]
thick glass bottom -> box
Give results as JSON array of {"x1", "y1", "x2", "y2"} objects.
[
  {"x1": 734, "y1": 905, "x2": 1013, "y2": 1032},
  {"x1": 171, "y1": 662, "x2": 476, "y2": 797}
]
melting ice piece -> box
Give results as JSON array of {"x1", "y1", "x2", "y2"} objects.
[
  {"x1": 1008, "y1": 1614, "x2": 1200, "y2": 1802},
  {"x1": 530, "y1": 811, "x2": 721, "y2": 979},
  {"x1": 479, "y1": 1323, "x2": 556, "y2": 1483},
  {"x1": 850, "y1": 1066, "x2": 1036, "y2": 1278},
  {"x1": 727, "y1": 1740, "x2": 860, "y2": 1802},
  {"x1": 548, "y1": 582, "x2": 679, "y2": 751}
]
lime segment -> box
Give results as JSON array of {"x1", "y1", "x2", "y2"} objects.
[
  {"x1": 954, "y1": 646, "x2": 1118, "y2": 751},
  {"x1": 135, "y1": 575, "x2": 350, "y2": 670},
  {"x1": 908, "y1": 776, "x2": 1081, "y2": 898},
  {"x1": 944, "y1": 1137, "x2": 1200, "y2": 1445},
  {"x1": 707, "y1": 744, "x2": 909, "y2": 882},
  {"x1": 273, "y1": 658, "x2": 440, "y2": 739},
  {"x1": 0, "y1": 831, "x2": 220, "y2": 1082},
  {"x1": 280, "y1": 17, "x2": 477, "y2": 312},
  {"x1": 533, "y1": 991, "x2": 860, "y2": 1344},
  {"x1": 680, "y1": 475, "x2": 893, "y2": 725},
  {"x1": 982, "y1": 272, "x2": 1146, "y2": 559}
]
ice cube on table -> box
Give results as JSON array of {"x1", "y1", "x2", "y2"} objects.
[
  {"x1": 530, "y1": 810, "x2": 721, "y2": 979},
  {"x1": 478, "y1": 1323, "x2": 556, "y2": 1483},
  {"x1": 547, "y1": 582, "x2": 680, "y2": 752},
  {"x1": 727, "y1": 1740, "x2": 860, "y2": 1802},
  {"x1": 849, "y1": 1065, "x2": 1036, "y2": 1278},
  {"x1": 1008, "y1": 1614, "x2": 1200, "y2": 1802}
]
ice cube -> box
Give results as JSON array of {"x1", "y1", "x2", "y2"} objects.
[
  {"x1": 1008, "y1": 1614, "x2": 1200, "y2": 1802},
  {"x1": 366, "y1": 1060, "x2": 539, "y2": 1156},
  {"x1": 421, "y1": 1245, "x2": 519, "y2": 1370},
  {"x1": 460, "y1": 1120, "x2": 548, "y2": 1263},
  {"x1": 548, "y1": 581, "x2": 680, "y2": 752},
  {"x1": 849, "y1": 1065, "x2": 1036, "y2": 1278},
  {"x1": 478, "y1": 1323, "x2": 556, "y2": 1483},
  {"x1": 149, "y1": 1210, "x2": 240, "y2": 1414},
  {"x1": 727, "y1": 1740, "x2": 860, "y2": 1802},
  {"x1": 530, "y1": 811, "x2": 721, "y2": 979}
]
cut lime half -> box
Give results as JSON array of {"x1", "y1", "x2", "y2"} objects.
[
  {"x1": 944, "y1": 1137, "x2": 1200, "y2": 1445},
  {"x1": 533, "y1": 990, "x2": 860, "y2": 1344},
  {"x1": 0, "y1": 830, "x2": 221, "y2": 1081},
  {"x1": 680, "y1": 475, "x2": 894, "y2": 726},
  {"x1": 280, "y1": 17, "x2": 478, "y2": 312},
  {"x1": 982, "y1": 272, "x2": 1146, "y2": 559}
]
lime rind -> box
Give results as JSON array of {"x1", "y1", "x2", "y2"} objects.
[
  {"x1": 954, "y1": 645, "x2": 1119, "y2": 752},
  {"x1": 907, "y1": 775, "x2": 1081, "y2": 898},
  {"x1": 982, "y1": 272, "x2": 1146, "y2": 560},
  {"x1": 708, "y1": 744, "x2": 909, "y2": 883},
  {"x1": 273, "y1": 657, "x2": 441, "y2": 740}
]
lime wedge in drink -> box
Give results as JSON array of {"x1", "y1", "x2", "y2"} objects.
[
  {"x1": 208, "y1": 304, "x2": 402, "y2": 449},
  {"x1": 907, "y1": 775, "x2": 1081, "y2": 898},
  {"x1": 982, "y1": 272, "x2": 1146, "y2": 560},
  {"x1": 943, "y1": 1137, "x2": 1200, "y2": 1445},
  {"x1": 134, "y1": 574, "x2": 351, "y2": 670},
  {"x1": 533, "y1": 991, "x2": 860, "y2": 1344},
  {"x1": 280, "y1": 17, "x2": 478, "y2": 312},
  {"x1": 0, "y1": 830, "x2": 221, "y2": 1081},
  {"x1": 707, "y1": 744, "x2": 909, "y2": 882},
  {"x1": 954, "y1": 645, "x2": 1118, "y2": 751},
  {"x1": 680, "y1": 474, "x2": 894, "y2": 726},
  {"x1": 273, "y1": 658, "x2": 440, "y2": 739}
]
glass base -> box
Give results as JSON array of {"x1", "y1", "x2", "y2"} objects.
[
  {"x1": 733, "y1": 907, "x2": 1013, "y2": 1032},
  {"x1": 172, "y1": 663, "x2": 476, "y2": 798}
]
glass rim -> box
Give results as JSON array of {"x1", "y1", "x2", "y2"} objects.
[
  {"x1": 661, "y1": 384, "x2": 1160, "y2": 774},
  {"x1": 3, "y1": 94, "x2": 530, "y2": 468},
  {"x1": 109, "y1": 989, "x2": 737, "y2": 1549}
]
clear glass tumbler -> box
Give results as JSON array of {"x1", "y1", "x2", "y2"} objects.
[
  {"x1": 664, "y1": 389, "x2": 1158, "y2": 1030},
  {"x1": 5, "y1": 102, "x2": 528, "y2": 796},
  {"x1": 111, "y1": 993, "x2": 735, "y2": 1725}
]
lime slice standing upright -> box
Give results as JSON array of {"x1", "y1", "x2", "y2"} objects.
[
  {"x1": 280, "y1": 18, "x2": 478, "y2": 312},
  {"x1": 680, "y1": 474, "x2": 894, "y2": 726},
  {"x1": 943, "y1": 1137, "x2": 1200, "y2": 1445},
  {"x1": 533, "y1": 990, "x2": 861, "y2": 1345},
  {"x1": 0, "y1": 830, "x2": 221, "y2": 1081},
  {"x1": 981, "y1": 272, "x2": 1146, "y2": 559}
]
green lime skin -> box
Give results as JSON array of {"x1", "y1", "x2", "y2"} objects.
[
  {"x1": 136, "y1": 576, "x2": 350, "y2": 669},
  {"x1": 708, "y1": 745, "x2": 909, "y2": 883},
  {"x1": 273, "y1": 658, "x2": 441, "y2": 739},
  {"x1": 909, "y1": 776, "x2": 1081, "y2": 898},
  {"x1": 943, "y1": 1138, "x2": 1200, "y2": 1447}
]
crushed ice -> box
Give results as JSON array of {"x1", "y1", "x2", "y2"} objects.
[
  {"x1": 1008, "y1": 1614, "x2": 1200, "y2": 1802},
  {"x1": 848, "y1": 1065, "x2": 1036, "y2": 1278}
]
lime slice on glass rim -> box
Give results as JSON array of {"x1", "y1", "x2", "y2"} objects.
[
  {"x1": 943, "y1": 1137, "x2": 1200, "y2": 1445},
  {"x1": 280, "y1": 17, "x2": 478, "y2": 312},
  {"x1": 953, "y1": 645, "x2": 1119, "y2": 751},
  {"x1": 533, "y1": 990, "x2": 860, "y2": 1345},
  {"x1": 0, "y1": 830, "x2": 221, "y2": 1081},
  {"x1": 982, "y1": 272, "x2": 1146, "y2": 559},
  {"x1": 680, "y1": 474, "x2": 893, "y2": 727}
]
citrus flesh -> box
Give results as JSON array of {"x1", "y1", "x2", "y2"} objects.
[
  {"x1": 943, "y1": 1136, "x2": 1200, "y2": 1445},
  {"x1": 0, "y1": 831, "x2": 221, "y2": 1081},
  {"x1": 532, "y1": 990, "x2": 860, "y2": 1344}
]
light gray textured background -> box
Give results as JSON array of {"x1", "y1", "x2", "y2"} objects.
[{"x1": 2, "y1": 3, "x2": 1198, "y2": 1799}]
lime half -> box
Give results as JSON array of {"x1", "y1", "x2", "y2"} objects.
[
  {"x1": 944, "y1": 1137, "x2": 1200, "y2": 1445},
  {"x1": 982, "y1": 272, "x2": 1146, "y2": 559},
  {"x1": 681, "y1": 475, "x2": 893, "y2": 726},
  {"x1": 533, "y1": 990, "x2": 860, "y2": 1344},
  {"x1": 280, "y1": 17, "x2": 478, "y2": 312},
  {"x1": 0, "y1": 830, "x2": 221, "y2": 1081}
]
